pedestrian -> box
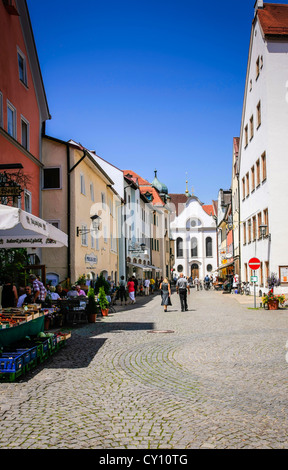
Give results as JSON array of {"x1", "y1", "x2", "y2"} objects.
[
  {"x1": 194, "y1": 276, "x2": 200, "y2": 291},
  {"x1": 127, "y1": 277, "x2": 136, "y2": 304},
  {"x1": 144, "y1": 278, "x2": 150, "y2": 296},
  {"x1": 232, "y1": 273, "x2": 239, "y2": 293},
  {"x1": 132, "y1": 276, "x2": 138, "y2": 296},
  {"x1": 176, "y1": 273, "x2": 190, "y2": 312},
  {"x1": 160, "y1": 277, "x2": 172, "y2": 312},
  {"x1": 119, "y1": 275, "x2": 127, "y2": 305},
  {"x1": 1, "y1": 276, "x2": 18, "y2": 307},
  {"x1": 29, "y1": 274, "x2": 47, "y2": 304}
]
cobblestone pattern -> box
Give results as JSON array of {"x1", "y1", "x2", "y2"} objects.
[{"x1": 1, "y1": 289, "x2": 288, "y2": 449}]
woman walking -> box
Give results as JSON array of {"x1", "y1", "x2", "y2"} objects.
[
  {"x1": 160, "y1": 277, "x2": 171, "y2": 312},
  {"x1": 127, "y1": 277, "x2": 136, "y2": 304}
]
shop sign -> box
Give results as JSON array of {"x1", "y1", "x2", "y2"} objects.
[
  {"x1": 251, "y1": 276, "x2": 258, "y2": 283},
  {"x1": 85, "y1": 253, "x2": 98, "y2": 266},
  {"x1": 0, "y1": 186, "x2": 22, "y2": 197}
]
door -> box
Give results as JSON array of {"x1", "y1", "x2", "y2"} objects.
[{"x1": 191, "y1": 264, "x2": 199, "y2": 280}]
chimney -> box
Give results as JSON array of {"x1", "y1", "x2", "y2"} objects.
[{"x1": 254, "y1": 0, "x2": 264, "y2": 15}]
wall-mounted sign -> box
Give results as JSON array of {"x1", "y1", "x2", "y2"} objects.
[
  {"x1": 0, "y1": 186, "x2": 22, "y2": 197},
  {"x1": 279, "y1": 266, "x2": 288, "y2": 283},
  {"x1": 85, "y1": 253, "x2": 98, "y2": 266}
]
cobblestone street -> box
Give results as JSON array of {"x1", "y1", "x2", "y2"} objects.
[{"x1": 1, "y1": 288, "x2": 288, "y2": 450}]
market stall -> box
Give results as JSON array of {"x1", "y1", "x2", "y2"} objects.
[{"x1": 0, "y1": 204, "x2": 70, "y2": 381}]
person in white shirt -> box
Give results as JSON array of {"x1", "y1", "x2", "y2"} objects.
[{"x1": 144, "y1": 278, "x2": 150, "y2": 296}]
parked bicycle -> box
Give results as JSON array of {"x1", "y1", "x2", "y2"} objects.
[{"x1": 239, "y1": 282, "x2": 251, "y2": 295}]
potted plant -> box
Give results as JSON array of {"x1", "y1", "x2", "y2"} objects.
[
  {"x1": 94, "y1": 274, "x2": 110, "y2": 295},
  {"x1": 98, "y1": 286, "x2": 109, "y2": 316},
  {"x1": 262, "y1": 290, "x2": 286, "y2": 310},
  {"x1": 267, "y1": 272, "x2": 281, "y2": 292},
  {"x1": 86, "y1": 287, "x2": 98, "y2": 322}
]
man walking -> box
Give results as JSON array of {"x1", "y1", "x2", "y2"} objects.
[
  {"x1": 144, "y1": 278, "x2": 150, "y2": 296},
  {"x1": 176, "y1": 273, "x2": 190, "y2": 311}
]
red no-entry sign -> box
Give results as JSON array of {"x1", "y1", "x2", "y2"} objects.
[{"x1": 248, "y1": 257, "x2": 260, "y2": 270}]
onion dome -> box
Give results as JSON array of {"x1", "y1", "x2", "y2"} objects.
[{"x1": 151, "y1": 170, "x2": 168, "y2": 195}]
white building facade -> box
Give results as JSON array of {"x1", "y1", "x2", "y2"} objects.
[
  {"x1": 169, "y1": 194, "x2": 217, "y2": 281},
  {"x1": 239, "y1": 1, "x2": 288, "y2": 293}
]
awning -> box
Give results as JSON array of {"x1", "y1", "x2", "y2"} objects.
[
  {"x1": 143, "y1": 264, "x2": 162, "y2": 272},
  {"x1": 0, "y1": 204, "x2": 68, "y2": 248},
  {"x1": 127, "y1": 262, "x2": 144, "y2": 270}
]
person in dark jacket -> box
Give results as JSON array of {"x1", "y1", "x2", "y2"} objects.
[{"x1": 1, "y1": 276, "x2": 18, "y2": 308}]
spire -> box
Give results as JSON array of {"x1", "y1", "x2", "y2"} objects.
[{"x1": 185, "y1": 173, "x2": 191, "y2": 197}]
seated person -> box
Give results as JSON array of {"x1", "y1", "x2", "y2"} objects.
[
  {"x1": 56, "y1": 284, "x2": 66, "y2": 298},
  {"x1": 46, "y1": 285, "x2": 61, "y2": 301},
  {"x1": 17, "y1": 286, "x2": 34, "y2": 307},
  {"x1": 76, "y1": 285, "x2": 86, "y2": 296},
  {"x1": 67, "y1": 285, "x2": 78, "y2": 298}
]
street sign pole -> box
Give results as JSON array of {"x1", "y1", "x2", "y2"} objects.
[{"x1": 254, "y1": 270, "x2": 256, "y2": 308}]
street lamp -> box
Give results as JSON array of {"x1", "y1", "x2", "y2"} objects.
[
  {"x1": 259, "y1": 223, "x2": 271, "y2": 240},
  {"x1": 76, "y1": 214, "x2": 101, "y2": 237}
]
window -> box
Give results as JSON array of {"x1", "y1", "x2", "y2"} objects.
[
  {"x1": 242, "y1": 177, "x2": 245, "y2": 199},
  {"x1": 176, "y1": 237, "x2": 183, "y2": 257},
  {"x1": 256, "y1": 159, "x2": 260, "y2": 186},
  {"x1": 90, "y1": 182, "x2": 94, "y2": 201},
  {"x1": 206, "y1": 237, "x2": 212, "y2": 257},
  {"x1": 251, "y1": 165, "x2": 255, "y2": 191},
  {"x1": 246, "y1": 172, "x2": 250, "y2": 196},
  {"x1": 257, "y1": 101, "x2": 261, "y2": 128},
  {"x1": 243, "y1": 221, "x2": 247, "y2": 245},
  {"x1": 250, "y1": 115, "x2": 254, "y2": 140},
  {"x1": 43, "y1": 167, "x2": 61, "y2": 189},
  {"x1": 47, "y1": 220, "x2": 60, "y2": 229},
  {"x1": 80, "y1": 173, "x2": 85, "y2": 195},
  {"x1": 256, "y1": 56, "x2": 260, "y2": 79},
  {"x1": 101, "y1": 192, "x2": 106, "y2": 209},
  {"x1": 17, "y1": 48, "x2": 27, "y2": 86},
  {"x1": 263, "y1": 208, "x2": 269, "y2": 234},
  {"x1": 7, "y1": 101, "x2": 16, "y2": 138},
  {"x1": 191, "y1": 237, "x2": 198, "y2": 257},
  {"x1": 24, "y1": 189, "x2": 32, "y2": 213},
  {"x1": 252, "y1": 216, "x2": 257, "y2": 241},
  {"x1": 81, "y1": 224, "x2": 88, "y2": 246},
  {"x1": 248, "y1": 219, "x2": 251, "y2": 243},
  {"x1": 244, "y1": 125, "x2": 248, "y2": 147},
  {"x1": 207, "y1": 264, "x2": 213, "y2": 272},
  {"x1": 257, "y1": 212, "x2": 262, "y2": 239},
  {"x1": 21, "y1": 116, "x2": 29, "y2": 150},
  {"x1": 261, "y1": 152, "x2": 266, "y2": 181}
]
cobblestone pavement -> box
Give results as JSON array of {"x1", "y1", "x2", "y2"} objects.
[{"x1": 1, "y1": 288, "x2": 288, "y2": 449}]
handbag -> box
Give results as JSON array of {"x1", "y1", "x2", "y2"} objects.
[{"x1": 168, "y1": 296, "x2": 172, "y2": 306}]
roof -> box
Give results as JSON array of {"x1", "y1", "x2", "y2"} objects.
[
  {"x1": 123, "y1": 170, "x2": 151, "y2": 186},
  {"x1": 140, "y1": 186, "x2": 165, "y2": 206},
  {"x1": 257, "y1": 3, "x2": 288, "y2": 37},
  {"x1": 169, "y1": 193, "x2": 215, "y2": 216}
]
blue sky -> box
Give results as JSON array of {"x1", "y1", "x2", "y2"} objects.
[{"x1": 26, "y1": 0, "x2": 274, "y2": 203}]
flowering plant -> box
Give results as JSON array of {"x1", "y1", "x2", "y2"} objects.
[{"x1": 262, "y1": 290, "x2": 286, "y2": 305}]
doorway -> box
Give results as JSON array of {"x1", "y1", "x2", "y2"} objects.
[{"x1": 191, "y1": 263, "x2": 199, "y2": 280}]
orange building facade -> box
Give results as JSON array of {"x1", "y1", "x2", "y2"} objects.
[{"x1": 0, "y1": 0, "x2": 50, "y2": 217}]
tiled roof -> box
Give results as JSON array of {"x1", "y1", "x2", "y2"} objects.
[
  {"x1": 123, "y1": 170, "x2": 151, "y2": 186},
  {"x1": 257, "y1": 3, "x2": 288, "y2": 37},
  {"x1": 202, "y1": 205, "x2": 215, "y2": 216},
  {"x1": 140, "y1": 186, "x2": 165, "y2": 206},
  {"x1": 169, "y1": 194, "x2": 215, "y2": 216}
]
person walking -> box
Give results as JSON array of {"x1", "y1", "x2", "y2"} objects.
[
  {"x1": 144, "y1": 278, "x2": 150, "y2": 296},
  {"x1": 176, "y1": 273, "x2": 190, "y2": 312},
  {"x1": 119, "y1": 275, "x2": 127, "y2": 305},
  {"x1": 160, "y1": 277, "x2": 171, "y2": 312},
  {"x1": 127, "y1": 277, "x2": 136, "y2": 304}
]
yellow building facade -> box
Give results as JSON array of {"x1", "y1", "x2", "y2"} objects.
[{"x1": 41, "y1": 136, "x2": 120, "y2": 287}]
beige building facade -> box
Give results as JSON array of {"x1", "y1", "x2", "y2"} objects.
[{"x1": 41, "y1": 136, "x2": 121, "y2": 286}]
